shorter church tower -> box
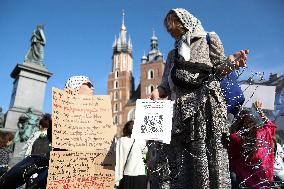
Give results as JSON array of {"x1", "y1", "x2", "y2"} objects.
[{"x1": 140, "y1": 30, "x2": 165, "y2": 99}]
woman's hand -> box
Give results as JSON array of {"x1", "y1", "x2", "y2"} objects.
[
  {"x1": 228, "y1": 49, "x2": 250, "y2": 70},
  {"x1": 218, "y1": 49, "x2": 249, "y2": 76},
  {"x1": 253, "y1": 100, "x2": 263, "y2": 110},
  {"x1": 253, "y1": 100, "x2": 269, "y2": 123}
]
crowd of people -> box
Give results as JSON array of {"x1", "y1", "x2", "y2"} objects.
[
  {"x1": 0, "y1": 7, "x2": 282, "y2": 189},
  {"x1": 0, "y1": 114, "x2": 51, "y2": 188}
]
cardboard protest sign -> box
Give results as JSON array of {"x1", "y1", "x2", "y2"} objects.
[
  {"x1": 48, "y1": 88, "x2": 116, "y2": 189},
  {"x1": 132, "y1": 99, "x2": 174, "y2": 144},
  {"x1": 47, "y1": 151, "x2": 115, "y2": 189},
  {"x1": 52, "y1": 88, "x2": 116, "y2": 151},
  {"x1": 241, "y1": 84, "x2": 276, "y2": 110}
]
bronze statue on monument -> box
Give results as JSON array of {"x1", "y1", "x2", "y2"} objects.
[{"x1": 24, "y1": 25, "x2": 46, "y2": 66}]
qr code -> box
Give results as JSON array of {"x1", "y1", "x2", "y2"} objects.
[{"x1": 141, "y1": 114, "x2": 163, "y2": 133}]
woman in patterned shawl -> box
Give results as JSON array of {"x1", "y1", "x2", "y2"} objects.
[{"x1": 149, "y1": 8, "x2": 249, "y2": 189}]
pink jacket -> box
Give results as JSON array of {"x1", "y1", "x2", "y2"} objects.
[{"x1": 229, "y1": 121, "x2": 277, "y2": 189}]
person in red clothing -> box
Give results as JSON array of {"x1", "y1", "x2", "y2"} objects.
[{"x1": 229, "y1": 101, "x2": 277, "y2": 189}]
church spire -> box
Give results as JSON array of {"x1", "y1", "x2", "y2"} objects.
[
  {"x1": 147, "y1": 29, "x2": 163, "y2": 62},
  {"x1": 112, "y1": 10, "x2": 132, "y2": 54},
  {"x1": 151, "y1": 28, "x2": 158, "y2": 50},
  {"x1": 152, "y1": 29, "x2": 156, "y2": 38},
  {"x1": 120, "y1": 10, "x2": 127, "y2": 44},
  {"x1": 121, "y1": 10, "x2": 126, "y2": 30}
]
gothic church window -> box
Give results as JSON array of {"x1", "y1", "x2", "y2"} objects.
[
  {"x1": 150, "y1": 85, "x2": 154, "y2": 93},
  {"x1": 114, "y1": 115, "x2": 119, "y2": 125},
  {"x1": 114, "y1": 103, "x2": 118, "y2": 112},
  {"x1": 115, "y1": 71, "x2": 119, "y2": 78},
  {"x1": 146, "y1": 85, "x2": 155, "y2": 95},
  {"x1": 114, "y1": 80, "x2": 119, "y2": 89},
  {"x1": 114, "y1": 91, "x2": 119, "y2": 100},
  {"x1": 148, "y1": 69, "x2": 154, "y2": 80}
]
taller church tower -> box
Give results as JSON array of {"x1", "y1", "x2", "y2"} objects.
[{"x1": 107, "y1": 12, "x2": 134, "y2": 129}]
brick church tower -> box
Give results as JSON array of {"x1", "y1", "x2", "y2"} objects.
[
  {"x1": 108, "y1": 13, "x2": 165, "y2": 135},
  {"x1": 107, "y1": 12, "x2": 134, "y2": 130},
  {"x1": 140, "y1": 30, "x2": 165, "y2": 99}
]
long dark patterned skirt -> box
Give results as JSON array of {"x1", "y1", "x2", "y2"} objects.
[
  {"x1": 149, "y1": 134, "x2": 231, "y2": 189},
  {"x1": 148, "y1": 86, "x2": 231, "y2": 189}
]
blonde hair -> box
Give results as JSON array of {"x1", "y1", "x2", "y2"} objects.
[{"x1": 164, "y1": 10, "x2": 187, "y2": 36}]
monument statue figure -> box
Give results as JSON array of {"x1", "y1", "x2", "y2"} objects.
[
  {"x1": 0, "y1": 107, "x2": 4, "y2": 128},
  {"x1": 24, "y1": 25, "x2": 46, "y2": 66},
  {"x1": 14, "y1": 107, "x2": 40, "y2": 142}
]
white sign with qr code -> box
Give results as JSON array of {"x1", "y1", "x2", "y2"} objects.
[{"x1": 132, "y1": 99, "x2": 174, "y2": 144}]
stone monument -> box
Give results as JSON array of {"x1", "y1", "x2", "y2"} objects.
[
  {"x1": 4, "y1": 25, "x2": 52, "y2": 132},
  {"x1": 3, "y1": 25, "x2": 52, "y2": 165}
]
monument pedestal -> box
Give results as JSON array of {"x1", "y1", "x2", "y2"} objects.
[{"x1": 4, "y1": 62, "x2": 52, "y2": 131}]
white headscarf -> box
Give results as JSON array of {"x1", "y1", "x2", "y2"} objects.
[
  {"x1": 172, "y1": 8, "x2": 207, "y2": 61},
  {"x1": 64, "y1": 75, "x2": 91, "y2": 90}
]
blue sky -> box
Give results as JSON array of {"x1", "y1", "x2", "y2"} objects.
[{"x1": 0, "y1": 0, "x2": 283, "y2": 113}]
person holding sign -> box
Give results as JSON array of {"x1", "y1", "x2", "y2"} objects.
[
  {"x1": 64, "y1": 75, "x2": 94, "y2": 96},
  {"x1": 46, "y1": 75, "x2": 117, "y2": 188},
  {"x1": 115, "y1": 120, "x2": 147, "y2": 189},
  {"x1": 49, "y1": 75, "x2": 94, "y2": 152},
  {"x1": 51, "y1": 75, "x2": 94, "y2": 152},
  {"x1": 149, "y1": 8, "x2": 249, "y2": 188}
]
